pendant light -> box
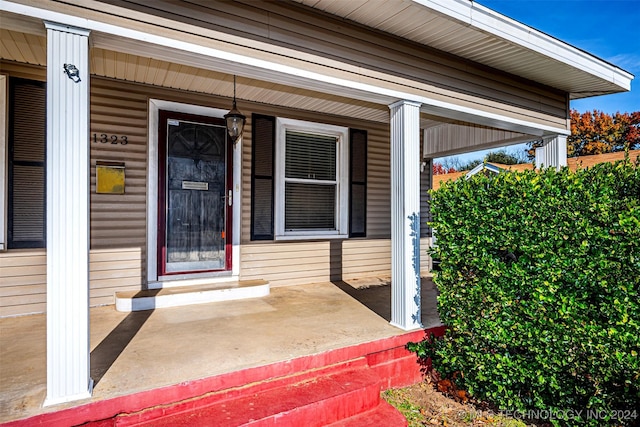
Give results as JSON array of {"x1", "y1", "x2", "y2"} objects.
[{"x1": 224, "y1": 75, "x2": 246, "y2": 144}]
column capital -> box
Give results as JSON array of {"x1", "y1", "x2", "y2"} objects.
[
  {"x1": 44, "y1": 21, "x2": 90, "y2": 37},
  {"x1": 389, "y1": 99, "x2": 422, "y2": 110}
]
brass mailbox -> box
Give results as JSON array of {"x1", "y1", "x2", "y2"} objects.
[{"x1": 96, "y1": 161, "x2": 125, "y2": 194}]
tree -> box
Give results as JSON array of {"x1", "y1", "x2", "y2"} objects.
[
  {"x1": 527, "y1": 109, "x2": 640, "y2": 159},
  {"x1": 433, "y1": 162, "x2": 456, "y2": 175},
  {"x1": 456, "y1": 149, "x2": 529, "y2": 171},
  {"x1": 484, "y1": 149, "x2": 527, "y2": 165},
  {"x1": 458, "y1": 159, "x2": 481, "y2": 171}
]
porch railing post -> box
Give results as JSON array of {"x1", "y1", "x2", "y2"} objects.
[
  {"x1": 389, "y1": 100, "x2": 423, "y2": 331},
  {"x1": 44, "y1": 21, "x2": 92, "y2": 406}
]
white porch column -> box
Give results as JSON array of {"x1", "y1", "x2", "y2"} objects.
[
  {"x1": 44, "y1": 22, "x2": 92, "y2": 406},
  {"x1": 389, "y1": 100, "x2": 423, "y2": 331},
  {"x1": 535, "y1": 135, "x2": 567, "y2": 170}
]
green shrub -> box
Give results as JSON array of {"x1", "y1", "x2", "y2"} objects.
[{"x1": 409, "y1": 159, "x2": 640, "y2": 426}]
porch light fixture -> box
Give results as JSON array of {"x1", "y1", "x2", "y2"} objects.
[{"x1": 224, "y1": 75, "x2": 246, "y2": 144}]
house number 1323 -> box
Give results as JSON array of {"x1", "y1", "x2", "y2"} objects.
[{"x1": 91, "y1": 133, "x2": 128, "y2": 145}]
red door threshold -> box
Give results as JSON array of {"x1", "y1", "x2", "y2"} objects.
[{"x1": 2, "y1": 326, "x2": 445, "y2": 427}]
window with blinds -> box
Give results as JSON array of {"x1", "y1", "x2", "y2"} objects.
[
  {"x1": 274, "y1": 118, "x2": 349, "y2": 239},
  {"x1": 284, "y1": 131, "x2": 337, "y2": 230},
  {"x1": 8, "y1": 78, "x2": 46, "y2": 249}
]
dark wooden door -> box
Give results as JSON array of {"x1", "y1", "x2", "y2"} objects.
[{"x1": 158, "y1": 111, "x2": 232, "y2": 275}]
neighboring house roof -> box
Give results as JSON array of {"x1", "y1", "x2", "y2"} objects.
[
  {"x1": 567, "y1": 150, "x2": 640, "y2": 170},
  {"x1": 431, "y1": 149, "x2": 640, "y2": 190}
]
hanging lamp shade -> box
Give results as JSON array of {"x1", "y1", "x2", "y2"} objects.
[{"x1": 224, "y1": 76, "x2": 246, "y2": 144}]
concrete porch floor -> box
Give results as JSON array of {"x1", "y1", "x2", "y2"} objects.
[{"x1": 0, "y1": 278, "x2": 441, "y2": 424}]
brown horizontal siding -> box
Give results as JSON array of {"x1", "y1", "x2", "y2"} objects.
[
  {"x1": 1, "y1": 64, "x2": 422, "y2": 307},
  {"x1": 0, "y1": 250, "x2": 45, "y2": 317},
  {"x1": 240, "y1": 237, "x2": 433, "y2": 287},
  {"x1": 0, "y1": 248, "x2": 142, "y2": 317},
  {"x1": 89, "y1": 77, "x2": 148, "y2": 259},
  {"x1": 342, "y1": 239, "x2": 391, "y2": 278}
]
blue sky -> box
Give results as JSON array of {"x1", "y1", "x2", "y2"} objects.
[{"x1": 437, "y1": 0, "x2": 640, "y2": 165}]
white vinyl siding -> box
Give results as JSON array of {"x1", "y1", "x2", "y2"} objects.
[{"x1": 275, "y1": 118, "x2": 348, "y2": 239}]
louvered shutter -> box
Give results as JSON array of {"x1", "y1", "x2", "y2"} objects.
[
  {"x1": 349, "y1": 129, "x2": 367, "y2": 237},
  {"x1": 8, "y1": 78, "x2": 46, "y2": 248},
  {"x1": 251, "y1": 114, "x2": 275, "y2": 240}
]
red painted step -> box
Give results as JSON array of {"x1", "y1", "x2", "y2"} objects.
[
  {"x1": 3, "y1": 328, "x2": 445, "y2": 427},
  {"x1": 122, "y1": 367, "x2": 382, "y2": 427},
  {"x1": 327, "y1": 401, "x2": 408, "y2": 427}
]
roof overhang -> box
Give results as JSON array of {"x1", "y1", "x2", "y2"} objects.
[
  {"x1": 0, "y1": 1, "x2": 570, "y2": 137},
  {"x1": 292, "y1": 0, "x2": 633, "y2": 99}
]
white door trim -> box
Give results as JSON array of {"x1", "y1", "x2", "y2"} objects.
[{"x1": 147, "y1": 99, "x2": 241, "y2": 288}]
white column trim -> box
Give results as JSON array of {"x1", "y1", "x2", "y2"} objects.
[
  {"x1": 389, "y1": 100, "x2": 423, "y2": 331},
  {"x1": 44, "y1": 21, "x2": 92, "y2": 406}
]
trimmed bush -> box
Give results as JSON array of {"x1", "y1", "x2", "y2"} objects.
[{"x1": 409, "y1": 159, "x2": 640, "y2": 426}]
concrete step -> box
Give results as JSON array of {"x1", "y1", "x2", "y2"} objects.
[
  {"x1": 327, "y1": 400, "x2": 408, "y2": 427},
  {"x1": 115, "y1": 279, "x2": 269, "y2": 311},
  {"x1": 123, "y1": 367, "x2": 383, "y2": 427}
]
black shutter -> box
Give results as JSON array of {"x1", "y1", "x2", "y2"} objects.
[
  {"x1": 421, "y1": 159, "x2": 433, "y2": 237},
  {"x1": 8, "y1": 78, "x2": 46, "y2": 249},
  {"x1": 251, "y1": 114, "x2": 275, "y2": 240},
  {"x1": 349, "y1": 128, "x2": 367, "y2": 237}
]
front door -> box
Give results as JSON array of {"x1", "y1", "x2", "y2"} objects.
[{"x1": 158, "y1": 110, "x2": 232, "y2": 275}]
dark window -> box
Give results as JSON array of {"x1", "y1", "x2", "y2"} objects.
[{"x1": 8, "y1": 78, "x2": 46, "y2": 248}]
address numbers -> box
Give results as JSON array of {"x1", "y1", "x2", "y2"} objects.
[{"x1": 91, "y1": 133, "x2": 128, "y2": 145}]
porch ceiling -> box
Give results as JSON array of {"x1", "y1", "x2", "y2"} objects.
[
  {"x1": 293, "y1": 0, "x2": 633, "y2": 99},
  {"x1": 0, "y1": 24, "x2": 543, "y2": 153}
]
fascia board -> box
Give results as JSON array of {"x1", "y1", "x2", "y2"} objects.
[{"x1": 415, "y1": 0, "x2": 633, "y2": 91}]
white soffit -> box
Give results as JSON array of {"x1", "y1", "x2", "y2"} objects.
[{"x1": 294, "y1": 0, "x2": 633, "y2": 98}]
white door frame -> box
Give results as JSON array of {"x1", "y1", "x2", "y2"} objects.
[{"x1": 147, "y1": 99, "x2": 241, "y2": 288}]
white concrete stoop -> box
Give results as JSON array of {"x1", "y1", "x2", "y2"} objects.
[{"x1": 115, "y1": 280, "x2": 270, "y2": 312}]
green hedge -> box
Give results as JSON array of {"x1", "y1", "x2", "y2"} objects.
[{"x1": 409, "y1": 159, "x2": 640, "y2": 426}]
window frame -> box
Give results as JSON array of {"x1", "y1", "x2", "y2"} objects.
[{"x1": 275, "y1": 117, "x2": 349, "y2": 240}]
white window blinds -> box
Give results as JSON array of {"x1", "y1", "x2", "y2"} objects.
[{"x1": 284, "y1": 131, "x2": 337, "y2": 230}]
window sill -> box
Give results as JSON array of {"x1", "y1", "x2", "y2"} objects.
[{"x1": 275, "y1": 233, "x2": 348, "y2": 241}]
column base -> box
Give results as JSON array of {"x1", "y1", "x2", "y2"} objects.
[
  {"x1": 43, "y1": 378, "x2": 93, "y2": 407},
  {"x1": 389, "y1": 320, "x2": 423, "y2": 331}
]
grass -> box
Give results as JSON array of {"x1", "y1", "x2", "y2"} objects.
[{"x1": 382, "y1": 380, "x2": 531, "y2": 427}]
